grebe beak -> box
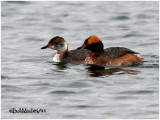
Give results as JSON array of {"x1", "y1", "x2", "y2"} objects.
[{"x1": 41, "y1": 45, "x2": 48, "y2": 49}]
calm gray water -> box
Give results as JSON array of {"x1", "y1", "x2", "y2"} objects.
[{"x1": 1, "y1": 1, "x2": 159, "y2": 119}]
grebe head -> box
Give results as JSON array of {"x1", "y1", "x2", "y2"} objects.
[
  {"x1": 41, "y1": 36, "x2": 68, "y2": 52},
  {"x1": 78, "y1": 35, "x2": 104, "y2": 52}
]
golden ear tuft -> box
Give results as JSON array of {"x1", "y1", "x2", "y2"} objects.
[{"x1": 87, "y1": 35, "x2": 101, "y2": 44}]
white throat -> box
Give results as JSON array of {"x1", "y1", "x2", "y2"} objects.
[
  {"x1": 52, "y1": 42, "x2": 68, "y2": 62},
  {"x1": 53, "y1": 54, "x2": 61, "y2": 62}
]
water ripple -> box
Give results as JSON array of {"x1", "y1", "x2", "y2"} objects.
[
  {"x1": 110, "y1": 15, "x2": 130, "y2": 20},
  {"x1": 1, "y1": 1, "x2": 159, "y2": 119},
  {"x1": 1, "y1": 75, "x2": 9, "y2": 79},
  {"x1": 2, "y1": 85, "x2": 24, "y2": 92},
  {"x1": 67, "y1": 105, "x2": 107, "y2": 108},
  {"x1": 5, "y1": 1, "x2": 31, "y2": 4},
  {"x1": 49, "y1": 90, "x2": 77, "y2": 95},
  {"x1": 63, "y1": 81, "x2": 91, "y2": 88},
  {"x1": 122, "y1": 33, "x2": 146, "y2": 38},
  {"x1": 118, "y1": 90, "x2": 155, "y2": 95}
]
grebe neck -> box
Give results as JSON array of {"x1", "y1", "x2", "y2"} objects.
[{"x1": 53, "y1": 42, "x2": 68, "y2": 62}]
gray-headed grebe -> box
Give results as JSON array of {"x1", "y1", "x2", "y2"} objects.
[{"x1": 41, "y1": 36, "x2": 90, "y2": 64}]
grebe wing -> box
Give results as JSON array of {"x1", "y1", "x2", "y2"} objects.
[
  {"x1": 67, "y1": 48, "x2": 90, "y2": 61},
  {"x1": 104, "y1": 47, "x2": 139, "y2": 59}
]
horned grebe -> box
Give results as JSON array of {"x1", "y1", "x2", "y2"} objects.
[
  {"x1": 78, "y1": 35, "x2": 143, "y2": 66},
  {"x1": 41, "y1": 36, "x2": 90, "y2": 64}
]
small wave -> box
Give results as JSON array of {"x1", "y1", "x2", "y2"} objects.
[
  {"x1": 28, "y1": 82, "x2": 52, "y2": 87},
  {"x1": 135, "y1": 14, "x2": 152, "y2": 19},
  {"x1": 110, "y1": 16, "x2": 130, "y2": 20},
  {"x1": 114, "y1": 95, "x2": 136, "y2": 100},
  {"x1": 5, "y1": 1, "x2": 30, "y2": 4},
  {"x1": 66, "y1": 105, "x2": 106, "y2": 109},
  {"x1": 140, "y1": 55, "x2": 159, "y2": 68},
  {"x1": 63, "y1": 81, "x2": 91, "y2": 88},
  {"x1": 1, "y1": 25, "x2": 15, "y2": 30},
  {"x1": 25, "y1": 37, "x2": 44, "y2": 41},
  {"x1": 142, "y1": 55, "x2": 159, "y2": 60},
  {"x1": 140, "y1": 64, "x2": 159, "y2": 68},
  {"x1": 122, "y1": 33, "x2": 147, "y2": 38},
  {"x1": 1, "y1": 75, "x2": 9, "y2": 79},
  {"x1": 150, "y1": 55, "x2": 159, "y2": 58},
  {"x1": 72, "y1": 105, "x2": 106, "y2": 108},
  {"x1": 2, "y1": 85, "x2": 24, "y2": 92},
  {"x1": 63, "y1": 114, "x2": 78, "y2": 118},
  {"x1": 49, "y1": 90, "x2": 77, "y2": 94},
  {"x1": 119, "y1": 90, "x2": 155, "y2": 95}
]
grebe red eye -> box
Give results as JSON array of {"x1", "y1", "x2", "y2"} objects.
[{"x1": 49, "y1": 42, "x2": 55, "y2": 47}]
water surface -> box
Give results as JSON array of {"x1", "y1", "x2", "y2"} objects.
[{"x1": 1, "y1": 1, "x2": 159, "y2": 119}]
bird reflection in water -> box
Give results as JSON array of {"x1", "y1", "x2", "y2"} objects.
[
  {"x1": 86, "y1": 65, "x2": 140, "y2": 77},
  {"x1": 53, "y1": 62, "x2": 68, "y2": 70},
  {"x1": 52, "y1": 62, "x2": 140, "y2": 77}
]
